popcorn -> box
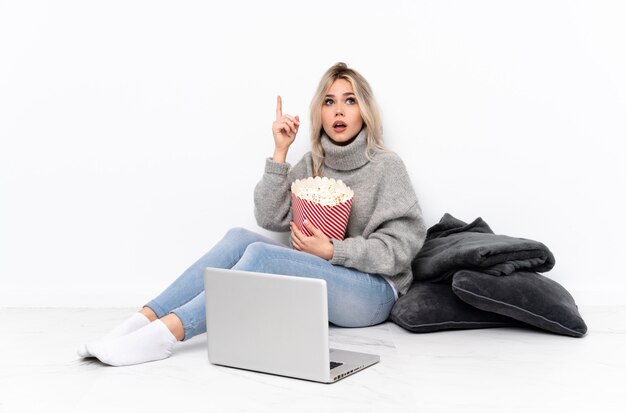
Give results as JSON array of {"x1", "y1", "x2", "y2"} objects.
[
  {"x1": 293, "y1": 185, "x2": 351, "y2": 206},
  {"x1": 291, "y1": 177, "x2": 354, "y2": 240}
]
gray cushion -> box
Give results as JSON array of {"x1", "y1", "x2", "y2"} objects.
[
  {"x1": 390, "y1": 281, "x2": 517, "y2": 333},
  {"x1": 452, "y1": 270, "x2": 587, "y2": 337}
]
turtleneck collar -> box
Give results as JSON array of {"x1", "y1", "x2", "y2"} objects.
[{"x1": 321, "y1": 128, "x2": 371, "y2": 171}]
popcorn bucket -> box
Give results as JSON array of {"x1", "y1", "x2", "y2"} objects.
[{"x1": 291, "y1": 177, "x2": 354, "y2": 240}]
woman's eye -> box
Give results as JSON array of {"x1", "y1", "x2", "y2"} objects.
[
  {"x1": 324, "y1": 98, "x2": 334, "y2": 105},
  {"x1": 346, "y1": 98, "x2": 356, "y2": 105}
]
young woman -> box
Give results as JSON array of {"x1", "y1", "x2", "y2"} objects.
[{"x1": 78, "y1": 62, "x2": 426, "y2": 366}]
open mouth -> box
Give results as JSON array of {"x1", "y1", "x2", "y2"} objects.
[{"x1": 333, "y1": 121, "x2": 347, "y2": 133}]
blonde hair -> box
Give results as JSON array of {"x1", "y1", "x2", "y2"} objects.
[{"x1": 310, "y1": 62, "x2": 385, "y2": 177}]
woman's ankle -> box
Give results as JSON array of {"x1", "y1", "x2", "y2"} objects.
[
  {"x1": 140, "y1": 306, "x2": 158, "y2": 322},
  {"x1": 161, "y1": 313, "x2": 185, "y2": 341}
]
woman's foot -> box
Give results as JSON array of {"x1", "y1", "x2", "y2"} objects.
[
  {"x1": 86, "y1": 319, "x2": 178, "y2": 366},
  {"x1": 77, "y1": 311, "x2": 151, "y2": 358}
]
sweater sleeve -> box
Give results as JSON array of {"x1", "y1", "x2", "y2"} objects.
[
  {"x1": 330, "y1": 159, "x2": 427, "y2": 277},
  {"x1": 253, "y1": 156, "x2": 309, "y2": 232}
]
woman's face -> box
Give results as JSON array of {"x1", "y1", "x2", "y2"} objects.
[{"x1": 321, "y1": 78, "x2": 364, "y2": 145}]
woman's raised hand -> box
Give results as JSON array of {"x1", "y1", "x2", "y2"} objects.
[{"x1": 271, "y1": 96, "x2": 300, "y2": 162}]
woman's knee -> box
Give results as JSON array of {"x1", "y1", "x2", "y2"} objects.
[
  {"x1": 241, "y1": 242, "x2": 275, "y2": 261},
  {"x1": 223, "y1": 227, "x2": 255, "y2": 242},
  {"x1": 234, "y1": 242, "x2": 286, "y2": 272},
  {"x1": 233, "y1": 241, "x2": 305, "y2": 275},
  {"x1": 222, "y1": 227, "x2": 283, "y2": 250}
]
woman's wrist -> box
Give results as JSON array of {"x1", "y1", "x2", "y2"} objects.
[
  {"x1": 272, "y1": 147, "x2": 288, "y2": 163},
  {"x1": 322, "y1": 241, "x2": 334, "y2": 261}
]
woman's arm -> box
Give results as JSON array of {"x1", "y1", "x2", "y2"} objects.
[
  {"x1": 253, "y1": 96, "x2": 305, "y2": 232},
  {"x1": 254, "y1": 159, "x2": 298, "y2": 232}
]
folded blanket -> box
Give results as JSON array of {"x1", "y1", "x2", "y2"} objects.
[{"x1": 411, "y1": 213, "x2": 556, "y2": 284}]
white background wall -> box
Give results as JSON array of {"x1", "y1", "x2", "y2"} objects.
[{"x1": 1, "y1": 0, "x2": 625, "y2": 307}]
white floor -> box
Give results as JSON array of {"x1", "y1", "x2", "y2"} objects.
[{"x1": 2, "y1": 306, "x2": 625, "y2": 413}]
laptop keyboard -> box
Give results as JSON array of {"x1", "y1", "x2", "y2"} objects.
[{"x1": 330, "y1": 361, "x2": 343, "y2": 370}]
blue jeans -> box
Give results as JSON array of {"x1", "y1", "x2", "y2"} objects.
[{"x1": 145, "y1": 227, "x2": 396, "y2": 340}]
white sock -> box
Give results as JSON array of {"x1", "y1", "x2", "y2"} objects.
[
  {"x1": 86, "y1": 319, "x2": 177, "y2": 366},
  {"x1": 77, "y1": 312, "x2": 150, "y2": 358}
]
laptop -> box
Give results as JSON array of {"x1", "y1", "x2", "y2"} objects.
[{"x1": 204, "y1": 267, "x2": 380, "y2": 383}]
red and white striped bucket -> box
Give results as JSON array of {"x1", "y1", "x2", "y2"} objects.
[{"x1": 291, "y1": 177, "x2": 353, "y2": 240}]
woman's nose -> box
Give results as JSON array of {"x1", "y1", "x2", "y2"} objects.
[{"x1": 335, "y1": 103, "x2": 344, "y2": 116}]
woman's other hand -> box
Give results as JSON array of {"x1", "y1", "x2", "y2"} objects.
[
  {"x1": 290, "y1": 220, "x2": 334, "y2": 260},
  {"x1": 272, "y1": 95, "x2": 300, "y2": 163}
]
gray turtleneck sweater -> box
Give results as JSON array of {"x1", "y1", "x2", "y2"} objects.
[{"x1": 254, "y1": 130, "x2": 426, "y2": 296}]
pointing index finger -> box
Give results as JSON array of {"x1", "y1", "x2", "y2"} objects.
[{"x1": 276, "y1": 95, "x2": 282, "y2": 120}]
